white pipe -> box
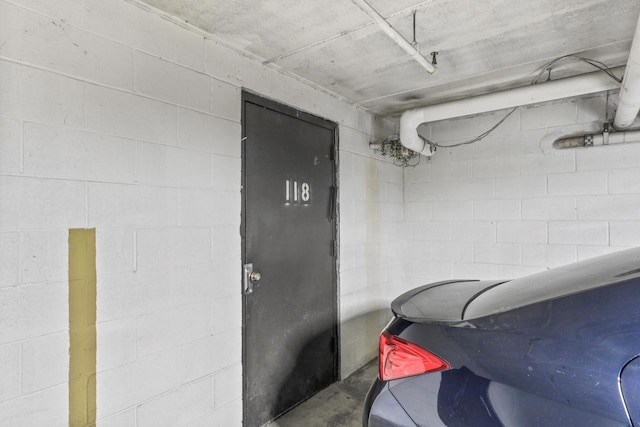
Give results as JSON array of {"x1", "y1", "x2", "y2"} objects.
[
  {"x1": 351, "y1": 0, "x2": 436, "y2": 75},
  {"x1": 614, "y1": 13, "x2": 640, "y2": 129},
  {"x1": 553, "y1": 130, "x2": 640, "y2": 149},
  {"x1": 400, "y1": 67, "x2": 624, "y2": 156}
]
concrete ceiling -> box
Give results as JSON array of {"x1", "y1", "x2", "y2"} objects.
[{"x1": 140, "y1": 0, "x2": 640, "y2": 117}]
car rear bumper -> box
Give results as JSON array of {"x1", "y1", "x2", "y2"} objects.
[{"x1": 363, "y1": 378, "x2": 418, "y2": 427}]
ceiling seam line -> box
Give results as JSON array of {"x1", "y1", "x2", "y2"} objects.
[
  {"x1": 119, "y1": 0, "x2": 361, "y2": 106},
  {"x1": 263, "y1": 22, "x2": 374, "y2": 65},
  {"x1": 357, "y1": 41, "x2": 633, "y2": 105},
  {"x1": 263, "y1": 1, "x2": 439, "y2": 65}
]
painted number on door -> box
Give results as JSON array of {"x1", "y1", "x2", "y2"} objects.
[{"x1": 285, "y1": 180, "x2": 311, "y2": 204}]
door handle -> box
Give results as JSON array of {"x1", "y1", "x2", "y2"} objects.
[{"x1": 243, "y1": 263, "x2": 262, "y2": 294}]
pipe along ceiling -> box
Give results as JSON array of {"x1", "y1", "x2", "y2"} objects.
[{"x1": 399, "y1": 11, "x2": 640, "y2": 156}]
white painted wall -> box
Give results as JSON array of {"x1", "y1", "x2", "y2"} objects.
[
  {"x1": 404, "y1": 92, "x2": 640, "y2": 289},
  {"x1": 0, "y1": 0, "x2": 400, "y2": 425},
  {"x1": 338, "y1": 119, "x2": 405, "y2": 376}
]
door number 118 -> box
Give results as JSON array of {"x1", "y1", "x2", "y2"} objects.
[{"x1": 285, "y1": 180, "x2": 310, "y2": 204}]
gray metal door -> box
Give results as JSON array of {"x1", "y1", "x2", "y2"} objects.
[{"x1": 241, "y1": 92, "x2": 338, "y2": 427}]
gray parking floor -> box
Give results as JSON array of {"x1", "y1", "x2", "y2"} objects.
[{"x1": 268, "y1": 359, "x2": 377, "y2": 427}]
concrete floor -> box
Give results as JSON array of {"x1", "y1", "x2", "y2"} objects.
[{"x1": 268, "y1": 359, "x2": 377, "y2": 427}]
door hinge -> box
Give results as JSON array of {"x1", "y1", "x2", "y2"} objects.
[
  {"x1": 328, "y1": 185, "x2": 337, "y2": 222},
  {"x1": 330, "y1": 144, "x2": 336, "y2": 161},
  {"x1": 330, "y1": 240, "x2": 338, "y2": 257}
]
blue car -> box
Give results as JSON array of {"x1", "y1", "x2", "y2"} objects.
[{"x1": 363, "y1": 247, "x2": 640, "y2": 426}]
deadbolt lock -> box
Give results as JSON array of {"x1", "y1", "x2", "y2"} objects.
[{"x1": 249, "y1": 271, "x2": 262, "y2": 283}]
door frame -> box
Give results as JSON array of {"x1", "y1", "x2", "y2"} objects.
[{"x1": 240, "y1": 90, "x2": 340, "y2": 425}]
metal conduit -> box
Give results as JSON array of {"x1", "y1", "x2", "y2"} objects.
[{"x1": 350, "y1": 0, "x2": 437, "y2": 75}]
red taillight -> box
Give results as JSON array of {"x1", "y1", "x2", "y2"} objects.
[{"x1": 379, "y1": 330, "x2": 449, "y2": 381}]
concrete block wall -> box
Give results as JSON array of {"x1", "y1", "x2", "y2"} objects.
[
  {"x1": 404, "y1": 91, "x2": 640, "y2": 286},
  {"x1": 6, "y1": 0, "x2": 636, "y2": 424},
  {"x1": 338, "y1": 117, "x2": 405, "y2": 377},
  {"x1": 0, "y1": 0, "x2": 392, "y2": 424}
]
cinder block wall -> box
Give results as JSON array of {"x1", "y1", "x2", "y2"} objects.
[
  {"x1": 404, "y1": 92, "x2": 640, "y2": 288},
  {"x1": 5, "y1": 0, "x2": 636, "y2": 425},
  {"x1": 338, "y1": 119, "x2": 405, "y2": 376},
  {"x1": 0, "y1": 0, "x2": 401, "y2": 425}
]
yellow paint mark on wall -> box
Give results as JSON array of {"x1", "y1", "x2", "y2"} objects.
[{"x1": 69, "y1": 229, "x2": 97, "y2": 427}]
